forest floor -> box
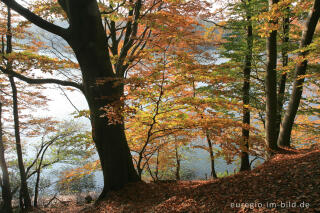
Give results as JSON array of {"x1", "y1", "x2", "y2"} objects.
[{"x1": 35, "y1": 147, "x2": 320, "y2": 213}]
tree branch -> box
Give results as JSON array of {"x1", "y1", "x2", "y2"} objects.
[
  {"x1": 0, "y1": 66, "x2": 84, "y2": 92},
  {"x1": 0, "y1": 0, "x2": 69, "y2": 39}
]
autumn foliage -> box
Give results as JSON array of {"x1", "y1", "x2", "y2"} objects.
[{"x1": 0, "y1": 0, "x2": 319, "y2": 212}]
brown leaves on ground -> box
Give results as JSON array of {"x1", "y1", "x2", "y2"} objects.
[{"x1": 40, "y1": 148, "x2": 320, "y2": 212}]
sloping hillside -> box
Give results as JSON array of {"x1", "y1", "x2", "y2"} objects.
[{"x1": 39, "y1": 148, "x2": 320, "y2": 212}]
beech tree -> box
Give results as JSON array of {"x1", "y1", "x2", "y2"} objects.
[
  {"x1": 2, "y1": 6, "x2": 32, "y2": 209},
  {"x1": 275, "y1": 2, "x2": 290, "y2": 142},
  {"x1": 0, "y1": 6, "x2": 63, "y2": 209},
  {"x1": 277, "y1": 0, "x2": 320, "y2": 147},
  {"x1": 0, "y1": 7, "x2": 12, "y2": 213},
  {"x1": 0, "y1": 0, "x2": 211, "y2": 199},
  {"x1": 240, "y1": 0, "x2": 253, "y2": 171},
  {"x1": 29, "y1": 121, "x2": 95, "y2": 206},
  {"x1": 252, "y1": 0, "x2": 320, "y2": 151},
  {"x1": 0, "y1": 99, "x2": 12, "y2": 213},
  {"x1": 9, "y1": 76, "x2": 33, "y2": 209},
  {"x1": 209, "y1": 0, "x2": 267, "y2": 168},
  {"x1": 0, "y1": 0, "x2": 149, "y2": 200},
  {"x1": 265, "y1": 0, "x2": 279, "y2": 151}
]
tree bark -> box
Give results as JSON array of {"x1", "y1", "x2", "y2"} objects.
[
  {"x1": 1, "y1": 0, "x2": 146, "y2": 200},
  {"x1": 240, "y1": 0, "x2": 253, "y2": 172},
  {"x1": 61, "y1": 0, "x2": 140, "y2": 200},
  {"x1": 277, "y1": 0, "x2": 320, "y2": 147},
  {"x1": 175, "y1": 145, "x2": 180, "y2": 180},
  {"x1": 1, "y1": 0, "x2": 141, "y2": 200},
  {"x1": 6, "y1": 7, "x2": 32, "y2": 209},
  {"x1": 0, "y1": 101, "x2": 13, "y2": 213},
  {"x1": 265, "y1": 0, "x2": 279, "y2": 152},
  {"x1": 276, "y1": 7, "x2": 290, "y2": 142},
  {"x1": 82, "y1": 76, "x2": 139, "y2": 199},
  {"x1": 9, "y1": 76, "x2": 32, "y2": 209},
  {"x1": 34, "y1": 141, "x2": 51, "y2": 207},
  {"x1": 206, "y1": 132, "x2": 217, "y2": 178},
  {"x1": 33, "y1": 167, "x2": 41, "y2": 207},
  {"x1": 155, "y1": 149, "x2": 160, "y2": 181}
]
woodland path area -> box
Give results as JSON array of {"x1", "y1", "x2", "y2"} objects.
[{"x1": 33, "y1": 148, "x2": 320, "y2": 213}]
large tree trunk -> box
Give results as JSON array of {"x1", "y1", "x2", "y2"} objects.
[
  {"x1": 9, "y1": 76, "x2": 32, "y2": 209},
  {"x1": 265, "y1": 0, "x2": 279, "y2": 152},
  {"x1": 75, "y1": 51, "x2": 139, "y2": 200},
  {"x1": 240, "y1": 0, "x2": 253, "y2": 172},
  {"x1": 62, "y1": 0, "x2": 139, "y2": 200},
  {"x1": 1, "y1": 0, "x2": 139, "y2": 200},
  {"x1": 0, "y1": 101, "x2": 13, "y2": 213},
  {"x1": 89, "y1": 102, "x2": 139, "y2": 200},
  {"x1": 278, "y1": 0, "x2": 320, "y2": 147},
  {"x1": 275, "y1": 7, "x2": 290, "y2": 142}
]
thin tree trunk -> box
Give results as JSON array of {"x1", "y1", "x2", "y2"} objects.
[
  {"x1": 265, "y1": 0, "x2": 279, "y2": 152},
  {"x1": 276, "y1": 7, "x2": 290, "y2": 142},
  {"x1": 155, "y1": 149, "x2": 160, "y2": 181},
  {"x1": 175, "y1": 145, "x2": 180, "y2": 180},
  {"x1": 192, "y1": 81, "x2": 217, "y2": 177},
  {"x1": 206, "y1": 132, "x2": 217, "y2": 178},
  {"x1": 146, "y1": 160, "x2": 156, "y2": 182},
  {"x1": 240, "y1": 0, "x2": 253, "y2": 172},
  {"x1": 33, "y1": 169, "x2": 40, "y2": 207},
  {"x1": 136, "y1": 48, "x2": 167, "y2": 178},
  {"x1": 278, "y1": 0, "x2": 320, "y2": 147},
  {"x1": 6, "y1": 6, "x2": 32, "y2": 209},
  {"x1": 0, "y1": 101, "x2": 13, "y2": 213},
  {"x1": 34, "y1": 141, "x2": 50, "y2": 207},
  {"x1": 9, "y1": 76, "x2": 32, "y2": 209}
]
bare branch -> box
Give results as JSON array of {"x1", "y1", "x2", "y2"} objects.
[
  {"x1": 0, "y1": 0, "x2": 69, "y2": 39},
  {"x1": 0, "y1": 66, "x2": 84, "y2": 92}
]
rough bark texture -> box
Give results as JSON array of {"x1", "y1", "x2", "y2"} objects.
[
  {"x1": 9, "y1": 76, "x2": 32, "y2": 209},
  {"x1": 276, "y1": 8, "x2": 290, "y2": 142},
  {"x1": 0, "y1": 101, "x2": 13, "y2": 213},
  {"x1": 240, "y1": 0, "x2": 253, "y2": 172},
  {"x1": 265, "y1": 0, "x2": 279, "y2": 151},
  {"x1": 206, "y1": 132, "x2": 217, "y2": 178},
  {"x1": 278, "y1": 0, "x2": 320, "y2": 147}
]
